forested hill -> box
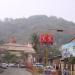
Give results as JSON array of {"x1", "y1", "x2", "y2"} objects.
[{"x1": 0, "y1": 15, "x2": 75, "y2": 44}]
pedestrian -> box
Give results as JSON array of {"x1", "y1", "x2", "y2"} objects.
[
  {"x1": 44, "y1": 67, "x2": 51, "y2": 75},
  {"x1": 63, "y1": 67, "x2": 69, "y2": 75}
]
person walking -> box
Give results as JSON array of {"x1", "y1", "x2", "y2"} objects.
[{"x1": 63, "y1": 67, "x2": 69, "y2": 75}]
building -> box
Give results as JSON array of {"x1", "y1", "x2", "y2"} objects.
[
  {"x1": 0, "y1": 42, "x2": 36, "y2": 64},
  {"x1": 60, "y1": 38, "x2": 75, "y2": 75}
]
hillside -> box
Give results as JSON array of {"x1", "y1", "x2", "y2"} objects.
[{"x1": 0, "y1": 15, "x2": 75, "y2": 44}]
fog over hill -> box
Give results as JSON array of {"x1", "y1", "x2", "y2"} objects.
[{"x1": 0, "y1": 15, "x2": 75, "y2": 44}]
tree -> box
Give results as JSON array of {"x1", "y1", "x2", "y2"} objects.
[{"x1": 31, "y1": 33, "x2": 40, "y2": 53}]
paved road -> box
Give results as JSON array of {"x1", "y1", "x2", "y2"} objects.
[{"x1": 0, "y1": 68, "x2": 32, "y2": 75}]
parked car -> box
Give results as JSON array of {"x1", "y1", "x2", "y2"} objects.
[
  {"x1": 44, "y1": 65, "x2": 56, "y2": 74},
  {"x1": 33, "y1": 63, "x2": 44, "y2": 67},
  {"x1": 1, "y1": 63, "x2": 8, "y2": 69},
  {"x1": 33, "y1": 63, "x2": 44, "y2": 73},
  {"x1": 8, "y1": 63, "x2": 15, "y2": 67},
  {"x1": 19, "y1": 64, "x2": 26, "y2": 68},
  {"x1": 8, "y1": 63, "x2": 19, "y2": 67}
]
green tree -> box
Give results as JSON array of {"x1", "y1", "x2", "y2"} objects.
[{"x1": 31, "y1": 33, "x2": 40, "y2": 53}]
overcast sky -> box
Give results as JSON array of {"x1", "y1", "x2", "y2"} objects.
[{"x1": 0, "y1": 0, "x2": 75, "y2": 22}]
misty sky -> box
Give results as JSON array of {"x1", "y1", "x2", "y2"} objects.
[{"x1": 0, "y1": 0, "x2": 75, "y2": 22}]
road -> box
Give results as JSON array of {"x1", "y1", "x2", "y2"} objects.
[{"x1": 0, "y1": 67, "x2": 32, "y2": 75}]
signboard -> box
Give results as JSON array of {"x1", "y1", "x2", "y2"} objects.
[{"x1": 39, "y1": 33, "x2": 54, "y2": 45}]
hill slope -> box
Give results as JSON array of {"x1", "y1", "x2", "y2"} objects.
[{"x1": 0, "y1": 15, "x2": 75, "y2": 44}]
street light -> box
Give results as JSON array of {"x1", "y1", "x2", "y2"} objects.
[
  {"x1": 39, "y1": 29, "x2": 64, "y2": 66},
  {"x1": 48, "y1": 29, "x2": 64, "y2": 45},
  {"x1": 57, "y1": 29, "x2": 64, "y2": 32},
  {"x1": 48, "y1": 28, "x2": 64, "y2": 32},
  {"x1": 39, "y1": 28, "x2": 73, "y2": 66}
]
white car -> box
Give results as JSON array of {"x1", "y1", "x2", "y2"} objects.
[
  {"x1": 44, "y1": 65, "x2": 56, "y2": 72},
  {"x1": 19, "y1": 64, "x2": 26, "y2": 68},
  {"x1": 8, "y1": 63, "x2": 15, "y2": 67},
  {"x1": 1, "y1": 63, "x2": 8, "y2": 69},
  {"x1": 33, "y1": 63, "x2": 44, "y2": 68}
]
